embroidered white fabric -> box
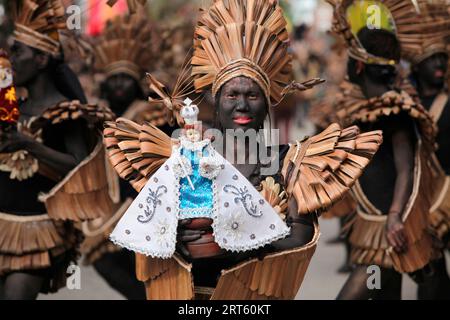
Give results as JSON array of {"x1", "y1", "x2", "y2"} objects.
[{"x1": 110, "y1": 141, "x2": 290, "y2": 259}]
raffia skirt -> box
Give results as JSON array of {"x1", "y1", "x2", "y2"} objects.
[
  {"x1": 0, "y1": 212, "x2": 81, "y2": 293},
  {"x1": 429, "y1": 176, "x2": 450, "y2": 248},
  {"x1": 134, "y1": 221, "x2": 321, "y2": 300},
  {"x1": 346, "y1": 140, "x2": 440, "y2": 273},
  {"x1": 348, "y1": 180, "x2": 435, "y2": 273}
]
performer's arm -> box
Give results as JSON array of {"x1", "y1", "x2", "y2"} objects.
[
  {"x1": 270, "y1": 198, "x2": 315, "y2": 251},
  {"x1": 0, "y1": 121, "x2": 88, "y2": 176},
  {"x1": 386, "y1": 119, "x2": 415, "y2": 253}
]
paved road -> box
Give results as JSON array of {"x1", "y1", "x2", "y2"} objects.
[{"x1": 39, "y1": 218, "x2": 447, "y2": 300}]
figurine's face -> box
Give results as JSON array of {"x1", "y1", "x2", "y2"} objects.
[
  {"x1": 0, "y1": 66, "x2": 13, "y2": 89},
  {"x1": 414, "y1": 52, "x2": 448, "y2": 90},
  {"x1": 101, "y1": 73, "x2": 140, "y2": 114},
  {"x1": 185, "y1": 128, "x2": 201, "y2": 142},
  {"x1": 9, "y1": 41, "x2": 42, "y2": 86},
  {"x1": 217, "y1": 76, "x2": 267, "y2": 131}
]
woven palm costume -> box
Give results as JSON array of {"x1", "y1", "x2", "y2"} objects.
[
  {"x1": 103, "y1": 0, "x2": 382, "y2": 300},
  {"x1": 328, "y1": 0, "x2": 439, "y2": 273},
  {"x1": 400, "y1": 0, "x2": 450, "y2": 246},
  {"x1": 0, "y1": 0, "x2": 116, "y2": 293},
  {"x1": 106, "y1": 0, "x2": 147, "y2": 14}
]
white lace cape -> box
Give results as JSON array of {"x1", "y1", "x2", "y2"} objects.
[{"x1": 110, "y1": 146, "x2": 290, "y2": 259}]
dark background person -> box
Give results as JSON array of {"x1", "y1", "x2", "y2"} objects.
[
  {"x1": 81, "y1": 13, "x2": 178, "y2": 300},
  {"x1": 334, "y1": 26, "x2": 436, "y2": 300},
  {"x1": 410, "y1": 51, "x2": 450, "y2": 299},
  {"x1": 0, "y1": 0, "x2": 114, "y2": 299}
]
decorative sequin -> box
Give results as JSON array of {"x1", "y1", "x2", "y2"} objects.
[
  {"x1": 270, "y1": 224, "x2": 275, "y2": 230},
  {"x1": 259, "y1": 199, "x2": 264, "y2": 205},
  {"x1": 232, "y1": 175, "x2": 238, "y2": 180},
  {"x1": 250, "y1": 234, "x2": 256, "y2": 240},
  {"x1": 165, "y1": 165, "x2": 169, "y2": 171},
  {"x1": 146, "y1": 236, "x2": 151, "y2": 241},
  {"x1": 166, "y1": 207, "x2": 171, "y2": 212},
  {"x1": 154, "y1": 177, "x2": 159, "y2": 183},
  {"x1": 231, "y1": 222, "x2": 239, "y2": 230},
  {"x1": 138, "y1": 204, "x2": 143, "y2": 209},
  {"x1": 160, "y1": 227, "x2": 166, "y2": 235},
  {"x1": 224, "y1": 202, "x2": 229, "y2": 208},
  {"x1": 125, "y1": 230, "x2": 131, "y2": 235},
  {"x1": 178, "y1": 147, "x2": 214, "y2": 219}
]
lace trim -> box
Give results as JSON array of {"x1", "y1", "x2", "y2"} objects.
[
  {"x1": 213, "y1": 216, "x2": 291, "y2": 253},
  {"x1": 179, "y1": 207, "x2": 213, "y2": 219},
  {"x1": 109, "y1": 234, "x2": 174, "y2": 259},
  {"x1": 179, "y1": 137, "x2": 210, "y2": 151}
]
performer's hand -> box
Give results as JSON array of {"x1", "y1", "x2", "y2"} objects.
[
  {"x1": 176, "y1": 219, "x2": 205, "y2": 258},
  {"x1": 271, "y1": 200, "x2": 315, "y2": 251},
  {"x1": 386, "y1": 213, "x2": 408, "y2": 253},
  {"x1": 0, "y1": 130, "x2": 34, "y2": 153}
]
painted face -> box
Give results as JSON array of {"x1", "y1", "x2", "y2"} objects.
[
  {"x1": 9, "y1": 41, "x2": 41, "y2": 86},
  {"x1": 415, "y1": 53, "x2": 449, "y2": 89},
  {"x1": 102, "y1": 73, "x2": 140, "y2": 114},
  {"x1": 347, "y1": 57, "x2": 397, "y2": 87},
  {"x1": 217, "y1": 76, "x2": 267, "y2": 131},
  {"x1": 0, "y1": 66, "x2": 13, "y2": 89}
]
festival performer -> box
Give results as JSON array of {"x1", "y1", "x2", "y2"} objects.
[
  {"x1": 104, "y1": 0, "x2": 382, "y2": 300},
  {"x1": 404, "y1": 0, "x2": 450, "y2": 299},
  {"x1": 328, "y1": 0, "x2": 438, "y2": 299},
  {"x1": 0, "y1": 0, "x2": 115, "y2": 299},
  {"x1": 79, "y1": 12, "x2": 176, "y2": 300}
]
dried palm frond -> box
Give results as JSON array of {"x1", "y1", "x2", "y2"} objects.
[
  {"x1": 335, "y1": 81, "x2": 436, "y2": 145},
  {"x1": 92, "y1": 12, "x2": 158, "y2": 81},
  {"x1": 282, "y1": 123, "x2": 382, "y2": 215},
  {"x1": 147, "y1": 54, "x2": 199, "y2": 127},
  {"x1": 11, "y1": 0, "x2": 66, "y2": 55},
  {"x1": 104, "y1": 118, "x2": 173, "y2": 192},
  {"x1": 260, "y1": 177, "x2": 288, "y2": 221},
  {"x1": 107, "y1": 0, "x2": 147, "y2": 14},
  {"x1": 192, "y1": 0, "x2": 322, "y2": 107}
]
